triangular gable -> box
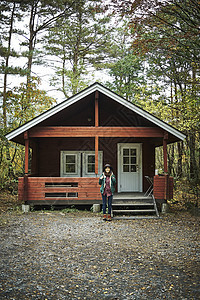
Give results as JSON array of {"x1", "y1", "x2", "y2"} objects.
[{"x1": 6, "y1": 82, "x2": 186, "y2": 141}]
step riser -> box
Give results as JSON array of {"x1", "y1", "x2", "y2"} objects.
[
  {"x1": 113, "y1": 210, "x2": 156, "y2": 213},
  {"x1": 112, "y1": 196, "x2": 159, "y2": 219}
]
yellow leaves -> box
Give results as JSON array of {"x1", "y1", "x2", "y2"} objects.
[{"x1": 103, "y1": 287, "x2": 109, "y2": 294}]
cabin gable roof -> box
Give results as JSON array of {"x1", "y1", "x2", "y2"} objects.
[{"x1": 6, "y1": 82, "x2": 186, "y2": 141}]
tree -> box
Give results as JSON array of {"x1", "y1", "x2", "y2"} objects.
[
  {"x1": 109, "y1": 0, "x2": 200, "y2": 183},
  {"x1": 44, "y1": 0, "x2": 112, "y2": 96},
  {"x1": 17, "y1": 0, "x2": 76, "y2": 95},
  {"x1": 0, "y1": 77, "x2": 56, "y2": 190}
]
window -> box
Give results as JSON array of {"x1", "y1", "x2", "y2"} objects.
[
  {"x1": 87, "y1": 155, "x2": 95, "y2": 173},
  {"x1": 65, "y1": 154, "x2": 76, "y2": 173},
  {"x1": 60, "y1": 151, "x2": 81, "y2": 177},
  {"x1": 123, "y1": 148, "x2": 137, "y2": 173},
  {"x1": 82, "y1": 151, "x2": 103, "y2": 177},
  {"x1": 60, "y1": 151, "x2": 103, "y2": 177}
]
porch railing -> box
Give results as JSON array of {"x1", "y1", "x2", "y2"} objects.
[
  {"x1": 153, "y1": 174, "x2": 174, "y2": 200},
  {"x1": 18, "y1": 177, "x2": 101, "y2": 205}
]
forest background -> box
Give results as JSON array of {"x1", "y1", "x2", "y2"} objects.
[{"x1": 0, "y1": 0, "x2": 199, "y2": 209}]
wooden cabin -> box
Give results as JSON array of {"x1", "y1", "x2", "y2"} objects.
[{"x1": 6, "y1": 83, "x2": 186, "y2": 207}]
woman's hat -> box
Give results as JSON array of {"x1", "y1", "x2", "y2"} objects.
[{"x1": 103, "y1": 164, "x2": 113, "y2": 171}]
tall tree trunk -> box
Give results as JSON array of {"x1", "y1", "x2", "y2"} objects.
[
  {"x1": 3, "y1": 2, "x2": 16, "y2": 130},
  {"x1": 177, "y1": 141, "x2": 183, "y2": 178},
  {"x1": 2, "y1": 2, "x2": 16, "y2": 177},
  {"x1": 27, "y1": 3, "x2": 37, "y2": 89},
  {"x1": 189, "y1": 131, "x2": 197, "y2": 180},
  {"x1": 168, "y1": 144, "x2": 174, "y2": 176}
]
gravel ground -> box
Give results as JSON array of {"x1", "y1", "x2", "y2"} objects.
[{"x1": 0, "y1": 211, "x2": 199, "y2": 300}]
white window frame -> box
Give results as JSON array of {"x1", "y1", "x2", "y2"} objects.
[
  {"x1": 82, "y1": 151, "x2": 103, "y2": 177},
  {"x1": 60, "y1": 151, "x2": 103, "y2": 177},
  {"x1": 60, "y1": 151, "x2": 81, "y2": 177}
]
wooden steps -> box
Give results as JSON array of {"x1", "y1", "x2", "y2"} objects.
[{"x1": 112, "y1": 194, "x2": 159, "y2": 219}]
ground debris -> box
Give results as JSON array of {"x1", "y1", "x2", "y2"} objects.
[{"x1": 0, "y1": 211, "x2": 199, "y2": 299}]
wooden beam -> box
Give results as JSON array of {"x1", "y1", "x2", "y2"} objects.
[
  {"x1": 29, "y1": 127, "x2": 164, "y2": 138},
  {"x1": 163, "y1": 131, "x2": 168, "y2": 173},
  {"x1": 95, "y1": 91, "x2": 99, "y2": 127},
  {"x1": 24, "y1": 131, "x2": 29, "y2": 174},
  {"x1": 95, "y1": 136, "x2": 98, "y2": 175}
]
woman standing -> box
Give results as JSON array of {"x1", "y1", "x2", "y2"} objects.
[{"x1": 99, "y1": 164, "x2": 116, "y2": 221}]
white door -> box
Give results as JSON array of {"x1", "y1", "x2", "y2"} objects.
[{"x1": 118, "y1": 143, "x2": 142, "y2": 192}]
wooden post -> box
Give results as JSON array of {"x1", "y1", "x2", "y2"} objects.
[
  {"x1": 163, "y1": 131, "x2": 168, "y2": 174},
  {"x1": 24, "y1": 131, "x2": 29, "y2": 174},
  {"x1": 95, "y1": 136, "x2": 99, "y2": 175},
  {"x1": 164, "y1": 173, "x2": 169, "y2": 200},
  {"x1": 163, "y1": 131, "x2": 169, "y2": 200},
  {"x1": 24, "y1": 131, "x2": 29, "y2": 204},
  {"x1": 95, "y1": 91, "x2": 99, "y2": 127},
  {"x1": 23, "y1": 174, "x2": 28, "y2": 204},
  {"x1": 95, "y1": 91, "x2": 99, "y2": 175}
]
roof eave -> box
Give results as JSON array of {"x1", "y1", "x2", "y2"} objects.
[{"x1": 5, "y1": 82, "x2": 186, "y2": 142}]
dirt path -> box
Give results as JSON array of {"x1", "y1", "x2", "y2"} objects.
[{"x1": 0, "y1": 211, "x2": 199, "y2": 299}]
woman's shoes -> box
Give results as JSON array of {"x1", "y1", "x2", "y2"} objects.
[
  {"x1": 107, "y1": 214, "x2": 112, "y2": 221},
  {"x1": 103, "y1": 214, "x2": 112, "y2": 221},
  {"x1": 103, "y1": 214, "x2": 107, "y2": 221}
]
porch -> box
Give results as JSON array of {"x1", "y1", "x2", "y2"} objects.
[
  {"x1": 18, "y1": 176, "x2": 102, "y2": 205},
  {"x1": 18, "y1": 175, "x2": 173, "y2": 206}
]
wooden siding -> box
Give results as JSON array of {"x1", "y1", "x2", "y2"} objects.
[
  {"x1": 32, "y1": 137, "x2": 155, "y2": 192},
  {"x1": 29, "y1": 126, "x2": 164, "y2": 138},
  {"x1": 153, "y1": 175, "x2": 173, "y2": 200},
  {"x1": 18, "y1": 177, "x2": 101, "y2": 205}
]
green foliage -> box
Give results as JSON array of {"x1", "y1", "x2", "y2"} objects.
[
  {"x1": 108, "y1": 1, "x2": 200, "y2": 185},
  {"x1": 0, "y1": 77, "x2": 56, "y2": 192},
  {"x1": 44, "y1": 0, "x2": 113, "y2": 96},
  {"x1": 6, "y1": 77, "x2": 56, "y2": 128},
  {"x1": 61, "y1": 206, "x2": 79, "y2": 213}
]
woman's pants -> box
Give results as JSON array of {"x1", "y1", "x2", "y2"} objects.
[{"x1": 102, "y1": 194, "x2": 113, "y2": 215}]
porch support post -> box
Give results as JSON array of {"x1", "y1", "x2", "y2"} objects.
[
  {"x1": 95, "y1": 91, "x2": 99, "y2": 127},
  {"x1": 95, "y1": 91, "x2": 99, "y2": 175},
  {"x1": 24, "y1": 131, "x2": 29, "y2": 174},
  {"x1": 24, "y1": 131, "x2": 29, "y2": 204},
  {"x1": 95, "y1": 135, "x2": 99, "y2": 175},
  {"x1": 163, "y1": 131, "x2": 169, "y2": 201},
  {"x1": 163, "y1": 131, "x2": 168, "y2": 174}
]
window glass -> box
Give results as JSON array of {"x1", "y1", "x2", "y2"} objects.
[
  {"x1": 123, "y1": 165, "x2": 129, "y2": 172},
  {"x1": 88, "y1": 155, "x2": 95, "y2": 163},
  {"x1": 65, "y1": 154, "x2": 76, "y2": 173},
  {"x1": 123, "y1": 148, "x2": 137, "y2": 173},
  {"x1": 131, "y1": 157, "x2": 136, "y2": 164},
  {"x1": 123, "y1": 149, "x2": 129, "y2": 156},
  {"x1": 131, "y1": 165, "x2": 136, "y2": 172},
  {"x1": 66, "y1": 155, "x2": 75, "y2": 163},
  {"x1": 130, "y1": 149, "x2": 136, "y2": 156},
  {"x1": 87, "y1": 154, "x2": 95, "y2": 173},
  {"x1": 123, "y1": 157, "x2": 129, "y2": 164}
]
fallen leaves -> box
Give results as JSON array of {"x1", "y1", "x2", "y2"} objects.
[{"x1": 0, "y1": 212, "x2": 199, "y2": 299}]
